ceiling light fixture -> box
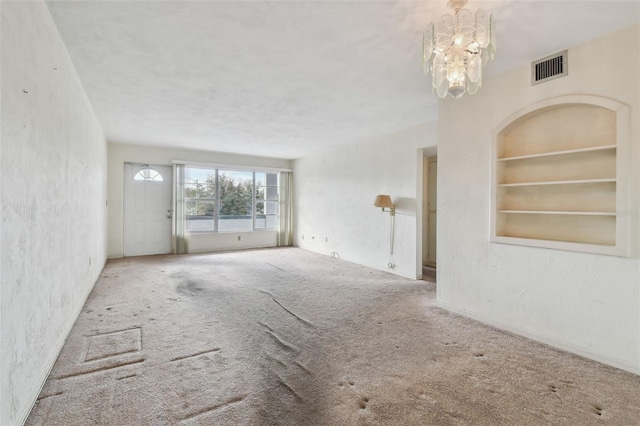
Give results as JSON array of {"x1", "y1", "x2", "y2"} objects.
[{"x1": 423, "y1": 0, "x2": 496, "y2": 99}]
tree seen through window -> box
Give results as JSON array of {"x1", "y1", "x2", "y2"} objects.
[{"x1": 183, "y1": 167, "x2": 278, "y2": 232}]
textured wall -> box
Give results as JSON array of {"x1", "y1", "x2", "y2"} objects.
[
  {"x1": 437, "y1": 25, "x2": 640, "y2": 374},
  {"x1": 0, "y1": 2, "x2": 107, "y2": 424},
  {"x1": 188, "y1": 230, "x2": 277, "y2": 253},
  {"x1": 107, "y1": 142, "x2": 292, "y2": 258},
  {"x1": 293, "y1": 123, "x2": 437, "y2": 279}
]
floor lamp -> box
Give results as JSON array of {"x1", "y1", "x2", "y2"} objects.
[{"x1": 373, "y1": 195, "x2": 395, "y2": 269}]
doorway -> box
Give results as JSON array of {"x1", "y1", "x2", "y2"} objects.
[
  {"x1": 123, "y1": 163, "x2": 173, "y2": 257},
  {"x1": 422, "y1": 155, "x2": 437, "y2": 282}
]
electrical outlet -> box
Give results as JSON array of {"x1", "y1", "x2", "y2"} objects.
[{"x1": 237, "y1": 235, "x2": 241, "y2": 241}]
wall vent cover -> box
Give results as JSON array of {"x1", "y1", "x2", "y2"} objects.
[{"x1": 531, "y1": 50, "x2": 568, "y2": 85}]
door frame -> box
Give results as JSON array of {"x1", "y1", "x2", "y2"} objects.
[
  {"x1": 425, "y1": 156, "x2": 437, "y2": 268},
  {"x1": 122, "y1": 162, "x2": 174, "y2": 257},
  {"x1": 416, "y1": 147, "x2": 437, "y2": 279}
]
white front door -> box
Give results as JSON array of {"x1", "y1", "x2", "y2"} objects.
[{"x1": 123, "y1": 163, "x2": 173, "y2": 257}]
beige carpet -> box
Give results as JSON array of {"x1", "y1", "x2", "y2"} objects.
[{"x1": 27, "y1": 248, "x2": 640, "y2": 425}]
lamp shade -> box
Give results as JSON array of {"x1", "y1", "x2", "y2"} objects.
[{"x1": 373, "y1": 195, "x2": 393, "y2": 208}]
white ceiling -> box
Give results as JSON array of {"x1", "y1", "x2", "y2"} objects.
[{"x1": 46, "y1": 1, "x2": 639, "y2": 159}]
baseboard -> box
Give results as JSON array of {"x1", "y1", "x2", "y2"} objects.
[
  {"x1": 188, "y1": 243, "x2": 277, "y2": 254},
  {"x1": 297, "y1": 245, "x2": 419, "y2": 280},
  {"x1": 16, "y1": 259, "x2": 107, "y2": 426},
  {"x1": 436, "y1": 300, "x2": 640, "y2": 376}
]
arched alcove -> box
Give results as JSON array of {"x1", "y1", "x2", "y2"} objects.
[{"x1": 490, "y1": 95, "x2": 630, "y2": 257}]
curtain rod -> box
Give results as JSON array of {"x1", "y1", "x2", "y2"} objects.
[{"x1": 171, "y1": 160, "x2": 292, "y2": 173}]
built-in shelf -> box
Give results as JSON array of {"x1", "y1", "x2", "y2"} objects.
[
  {"x1": 498, "y1": 210, "x2": 615, "y2": 216},
  {"x1": 491, "y1": 95, "x2": 630, "y2": 256},
  {"x1": 498, "y1": 178, "x2": 616, "y2": 187},
  {"x1": 498, "y1": 144, "x2": 616, "y2": 162}
]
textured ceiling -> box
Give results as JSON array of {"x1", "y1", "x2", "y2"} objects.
[{"x1": 46, "y1": 1, "x2": 639, "y2": 159}]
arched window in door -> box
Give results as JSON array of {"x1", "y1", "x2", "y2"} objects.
[{"x1": 134, "y1": 167, "x2": 164, "y2": 182}]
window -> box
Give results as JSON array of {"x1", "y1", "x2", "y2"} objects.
[
  {"x1": 184, "y1": 166, "x2": 279, "y2": 232},
  {"x1": 218, "y1": 170, "x2": 253, "y2": 231},
  {"x1": 134, "y1": 167, "x2": 163, "y2": 181},
  {"x1": 185, "y1": 167, "x2": 216, "y2": 232},
  {"x1": 255, "y1": 172, "x2": 279, "y2": 229}
]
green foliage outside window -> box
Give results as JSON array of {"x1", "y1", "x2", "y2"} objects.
[
  {"x1": 218, "y1": 174, "x2": 253, "y2": 216},
  {"x1": 184, "y1": 172, "x2": 269, "y2": 216},
  {"x1": 184, "y1": 167, "x2": 278, "y2": 232}
]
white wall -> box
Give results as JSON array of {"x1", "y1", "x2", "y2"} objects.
[
  {"x1": 107, "y1": 142, "x2": 292, "y2": 258},
  {"x1": 0, "y1": 2, "x2": 108, "y2": 424},
  {"x1": 437, "y1": 25, "x2": 640, "y2": 374},
  {"x1": 188, "y1": 231, "x2": 277, "y2": 253},
  {"x1": 293, "y1": 122, "x2": 437, "y2": 279}
]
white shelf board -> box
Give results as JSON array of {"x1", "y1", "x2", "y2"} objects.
[
  {"x1": 498, "y1": 210, "x2": 615, "y2": 216},
  {"x1": 491, "y1": 235, "x2": 621, "y2": 256},
  {"x1": 498, "y1": 144, "x2": 616, "y2": 162},
  {"x1": 499, "y1": 178, "x2": 616, "y2": 187}
]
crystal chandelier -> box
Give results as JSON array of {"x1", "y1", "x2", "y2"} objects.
[{"x1": 423, "y1": 0, "x2": 496, "y2": 98}]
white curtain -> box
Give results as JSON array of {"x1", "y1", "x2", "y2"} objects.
[
  {"x1": 278, "y1": 172, "x2": 293, "y2": 246},
  {"x1": 173, "y1": 164, "x2": 189, "y2": 254}
]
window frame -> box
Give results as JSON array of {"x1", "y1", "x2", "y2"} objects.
[
  {"x1": 183, "y1": 166, "x2": 280, "y2": 234},
  {"x1": 254, "y1": 172, "x2": 279, "y2": 230}
]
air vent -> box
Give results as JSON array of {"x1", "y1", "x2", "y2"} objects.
[{"x1": 531, "y1": 50, "x2": 568, "y2": 85}]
